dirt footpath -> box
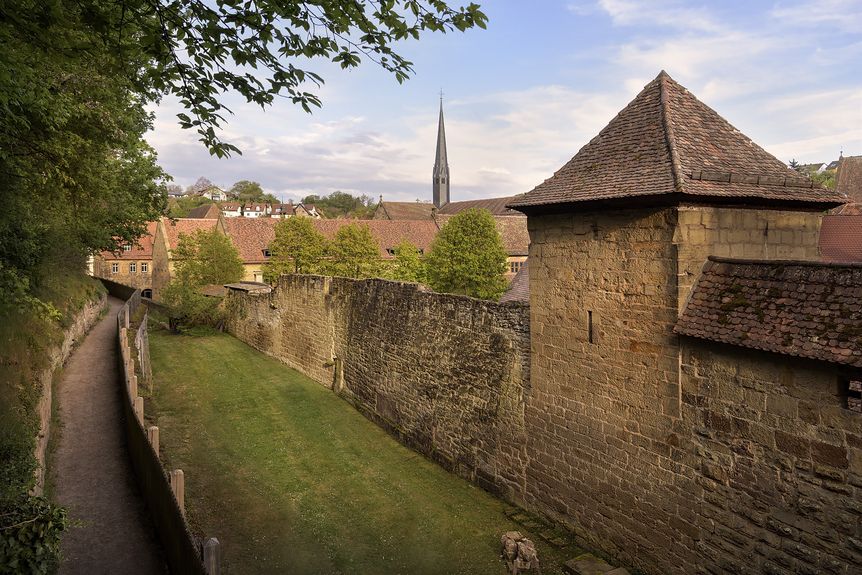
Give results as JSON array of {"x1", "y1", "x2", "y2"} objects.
[{"x1": 53, "y1": 296, "x2": 166, "y2": 574}]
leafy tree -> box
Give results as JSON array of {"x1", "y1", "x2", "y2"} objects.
[
  {"x1": 302, "y1": 191, "x2": 378, "y2": 218},
  {"x1": 425, "y1": 209, "x2": 507, "y2": 300},
  {"x1": 162, "y1": 229, "x2": 244, "y2": 331},
  {"x1": 230, "y1": 180, "x2": 264, "y2": 201},
  {"x1": 167, "y1": 195, "x2": 215, "y2": 218},
  {"x1": 388, "y1": 241, "x2": 427, "y2": 283},
  {"x1": 186, "y1": 177, "x2": 215, "y2": 195},
  {"x1": 327, "y1": 224, "x2": 381, "y2": 278},
  {"x1": 263, "y1": 218, "x2": 329, "y2": 280},
  {"x1": 810, "y1": 170, "x2": 837, "y2": 190},
  {"x1": 166, "y1": 183, "x2": 184, "y2": 196}
]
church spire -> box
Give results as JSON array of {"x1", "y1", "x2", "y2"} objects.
[{"x1": 433, "y1": 93, "x2": 450, "y2": 208}]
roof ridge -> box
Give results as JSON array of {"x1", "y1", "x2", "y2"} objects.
[
  {"x1": 659, "y1": 72, "x2": 685, "y2": 194},
  {"x1": 708, "y1": 255, "x2": 862, "y2": 269}
]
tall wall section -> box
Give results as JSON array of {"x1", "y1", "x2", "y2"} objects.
[
  {"x1": 526, "y1": 205, "x2": 860, "y2": 574},
  {"x1": 525, "y1": 207, "x2": 688, "y2": 569},
  {"x1": 226, "y1": 276, "x2": 531, "y2": 499}
]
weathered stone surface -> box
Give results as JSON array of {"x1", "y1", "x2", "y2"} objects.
[{"x1": 563, "y1": 553, "x2": 616, "y2": 575}]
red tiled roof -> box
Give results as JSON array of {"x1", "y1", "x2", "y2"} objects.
[
  {"x1": 510, "y1": 71, "x2": 845, "y2": 211},
  {"x1": 220, "y1": 218, "x2": 440, "y2": 264},
  {"x1": 675, "y1": 257, "x2": 862, "y2": 368},
  {"x1": 820, "y1": 215, "x2": 862, "y2": 263},
  {"x1": 438, "y1": 197, "x2": 522, "y2": 216},
  {"x1": 100, "y1": 221, "x2": 158, "y2": 260},
  {"x1": 220, "y1": 218, "x2": 277, "y2": 263},
  {"x1": 313, "y1": 220, "x2": 439, "y2": 258},
  {"x1": 374, "y1": 201, "x2": 436, "y2": 221},
  {"x1": 163, "y1": 218, "x2": 218, "y2": 251},
  {"x1": 499, "y1": 260, "x2": 529, "y2": 304}
]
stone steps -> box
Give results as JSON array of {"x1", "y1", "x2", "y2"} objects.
[{"x1": 562, "y1": 553, "x2": 631, "y2": 575}]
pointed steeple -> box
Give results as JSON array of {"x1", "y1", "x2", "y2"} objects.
[{"x1": 433, "y1": 94, "x2": 450, "y2": 208}]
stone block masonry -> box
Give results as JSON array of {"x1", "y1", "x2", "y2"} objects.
[{"x1": 226, "y1": 275, "x2": 531, "y2": 500}]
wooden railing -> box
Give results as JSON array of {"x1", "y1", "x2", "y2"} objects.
[{"x1": 105, "y1": 280, "x2": 220, "y2": 574}]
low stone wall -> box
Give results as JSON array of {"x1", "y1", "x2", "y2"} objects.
[
  {"x1": 227, "y1": 275, "x2": 531, "y2": 499},
  {"x1": 32, "y1": 293, "x2": 107, "y2": 495}
]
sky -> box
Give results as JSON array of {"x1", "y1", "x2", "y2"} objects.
[{"x1": 146, "y1": 0, "x2": 862, "y2": 204}]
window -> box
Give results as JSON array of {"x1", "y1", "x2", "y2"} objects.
[
  {"x1": 508, "y1": 260, "x2": 523, "y2": 274},
  {"x1": 253, "y1": 271, "x2": 263, "y2": 282},
  {"x1": 263, "y1": 249, "x2": 272, "y2": 258},
  {"x1": 123, "y1": 244, "x2": 132, "y2": 251},
  {"x1": 847, "y1": 380, "x2": 862, "y2": 413},
  {"x1": 129, "y1": 262, "x2": 137, "y2": 273},
  {"x1": 111, "y1": 262, "x2": 119, "y2": 274},
  {"x1": 141, "y1": 263, "x2": 148, "y2": 273}
]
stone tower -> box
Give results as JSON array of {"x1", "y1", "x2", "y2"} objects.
[{"x1": 433, "y1": 97, "x2": 450, "y2": 208}]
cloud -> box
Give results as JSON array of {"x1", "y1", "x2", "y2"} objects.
[
  {"x1": 595, "y1": 0, "x2": 723, "y2": 32},
  {"x1": 147, "y1": 83, "x2": 627, "y2": 203},
  {"x1": 770, "y1": 0, "x2": 862, "y2": 33}
]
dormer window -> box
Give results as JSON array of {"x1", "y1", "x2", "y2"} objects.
[
  {"x1": 263, "y1": 249, "x2": 272, "y2": 258},
  {"x1": 123, "y1": 244, "x2": 132, "y2": 251}
]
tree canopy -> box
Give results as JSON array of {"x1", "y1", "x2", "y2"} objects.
[
  {"x1": 264, "y1": 218, "x2": 329, "y2": 280},
  {"x1": 387, "y1": 241, "x2": 427, "y2": 283},
  {"x1": 425, "y1": 209, "x2": 507, "y2": 300},
  {"x1": 303, "y1": 191, "x2": 377, "y2": 219},
  {"x1": 162, "y1": 229, "x2": 244, "y2": 330},
  {"x1": 327, "y1": 223, "x2": 380, "y2": 278}
]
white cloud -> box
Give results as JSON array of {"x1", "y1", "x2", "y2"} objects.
[
  {"x1": 770, "y1": 0, "x2": 862, "y2": 32},
  {"x1": 596, "y1": 0, "x2": 722, "y2": 32}
]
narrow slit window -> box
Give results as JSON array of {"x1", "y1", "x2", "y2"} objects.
[{"x1": 588, "y1": 310, "x2": 594, "y2": 344}]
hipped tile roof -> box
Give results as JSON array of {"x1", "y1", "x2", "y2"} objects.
[
  {"x1": 100, "y1": 221, "x2": 158, "y2": 260},
  {"x1": 374, "y1": 201, "x2": 436, "y2": 220},
  {"x1": 820, "y1": 215, "x2": 862, "y2": 263},
  {"x1": 163, "y1": 218, "x2": 218, "y2": 250},
  {"x1": 510, "y1": 71, "x2": 845, "y2": 211},
  {"x1": 438, "y1": 197, "x2": 522, "y2": 216},
  {"x1": 676, "y1": 257, "x2": 862, "y2": 368}
]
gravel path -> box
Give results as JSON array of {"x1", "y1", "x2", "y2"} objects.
[{"x1": 53, "y1": 296, "x2": 166, "y2": 574}]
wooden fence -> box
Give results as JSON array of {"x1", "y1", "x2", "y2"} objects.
[{"x1": 107, "y1": 281, "x2": 220, "y2": 575}]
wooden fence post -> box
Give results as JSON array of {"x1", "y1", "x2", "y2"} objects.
[
  {"x1": 129, "y1": 373, "x2": 138, "y2": 399},
  {"x1": 203, "y1": 537, "x2": 221, "y2": 575},
  {"x1": 134, "y1": 396, "x2": 144, "y2": 425},
  {"x1": 147, "y1": 426, "x2": 159, "y2": 455},
  {"x1": 170, "y1": 469, "x2": 185, "y2": 516}
]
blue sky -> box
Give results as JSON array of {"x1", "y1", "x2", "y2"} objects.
[{"x1": 147, "y1": 0, "x2": 862, "y2": 204}]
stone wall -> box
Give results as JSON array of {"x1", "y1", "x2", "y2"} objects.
[
  {"x1": 525, "y1": 207, "x2": 687, "y2": 569},
  {"x1": 226, "y1": 275, "x2": 531, "y2": 498},
  {"x1": 680, "y1": 340, "x2": 861, "y2": 574},
  {"x1": 525, "y1": 204, "x2": 860, "y2": 574}
]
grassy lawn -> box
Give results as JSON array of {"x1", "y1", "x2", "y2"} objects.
[{"x1": 149, "y1": 327, "x2": 580, "y2": 574}]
